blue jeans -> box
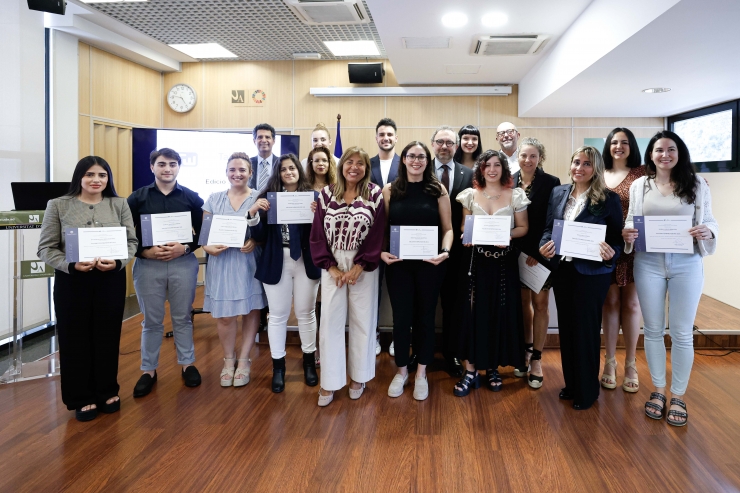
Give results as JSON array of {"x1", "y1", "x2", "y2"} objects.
[{"x1": 634, "y1": 251, "x2": 703, "y2": 396}]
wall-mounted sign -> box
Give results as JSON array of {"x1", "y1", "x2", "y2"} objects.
[
  {"x1": 20, "y1": 260, "x2": 54, "y2": 279},
  {"x1": 231, "y1": 89, "x2": 268, "y2": 107}
]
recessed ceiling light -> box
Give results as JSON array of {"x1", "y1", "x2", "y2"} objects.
[
  {"x1": 324, "y1": 41, "x2": 379, "y2": 57},
  {"x1": 293, "y1": 52, "x2": 322, "y2": 60},
  {"x1": 168, "y1": 43, "x2": 237, "y2": 59},
  {"x1": 481, "y1": 12, "x2": 508, "y2": 27},
  {"x1": 442, "y1": 12, "x2": 468, "y2": 28},
  {"x1": 642, "y1": 87, "x2": 671, "y2": 93}
]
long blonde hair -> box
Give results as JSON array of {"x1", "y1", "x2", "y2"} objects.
[
  {"x1": 333, "y1": 146, "x2": 372, "y2": 201},
  {"x1": 570, "y1": 146, "x2": 607, "y2": 205}
]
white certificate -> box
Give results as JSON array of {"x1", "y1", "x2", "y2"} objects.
[
  {"x1": 644, "y1": 216, "x2": 693, "y2": 254},
  {"x1": 518, "y1": 253, "x2": 551, "y2": 294},
  {"x1": 472, "y1": 215, "x2": 510, "y2": 246},
  {"x1": 399, "y1": 226, "x2": 438, "y2": 260},
  {"x1": 78, "y1": 227, "x2": 128, "y2": 261},
  {"x1": 151, "y1": 212, "x2": 193, "y2": 245},
  {"x1": 559, "y1": 220, "x2": 606, "y2": 262},
  {"x1": 275, "y1": 192, "x2": 315, "y2": 224},
  {"x1": 207, "y1": 215, "x2": 249, "y2": 248}
]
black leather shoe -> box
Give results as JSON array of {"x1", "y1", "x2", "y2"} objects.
[
  {"x1": 558, "y1": 388, "x2": 574, "y2": 400},
  {"x1": 408, "y1": 353, "x2": 419, "y2": 372},
  {"x1": 182, "y1": 366, "x2": 202, "y2": 387},
  {"x1": 573, "y1": 401, "x2": 594, "y2": 411},
  {"x1": 133, "y1": 372, "x2": 157, "y2": 397},
  {"x1": 303, "y1": 352, "x2": 318, "y2": 387},
  {"x1": 98, "y1": 397, "x2": 120, "y2": 414},
  {"x1": 272, "y1": 368, "x2": 286, "y2": 393},
  {"x1": 75, "y1": 406, "x2": 98, "y2": 422},
  {"x1": 447, "y1": 357, "x2": 464, "y2": 378}
]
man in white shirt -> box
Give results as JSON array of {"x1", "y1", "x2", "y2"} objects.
[
  {"x1": 249, "y1": 123, "x2": 279, "y2": 191},
  {"x1": 496, "y1": 122, "x2": 521, "y2": 175},
  {"x1": 301, "y1": 123, "x2": 333, "y2": 169},
  {"x1": 369, "y1": 118, "x2": 400, "y2": 357}
]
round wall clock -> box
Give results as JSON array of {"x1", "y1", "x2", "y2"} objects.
[{"x1": 167, "y1": 83, "x2": 197, "y2": 113}]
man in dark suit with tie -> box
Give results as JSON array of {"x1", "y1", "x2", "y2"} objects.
[
  {"x1": 248, "y1": 123, "x2": 280, "y2": 192},
  {"x1": 432, "y1": 125, "x2": 473, "y2": 377},
  {"x1": 370, "y1": 118, "x2": 400, "y2": 357}
]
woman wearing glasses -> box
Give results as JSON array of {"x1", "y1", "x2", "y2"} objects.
[
  {"x1": 381, "y1": 141, "x2": 453, "y2": 400},
  {"x1": 539, "y1": 146, "x2": 623, "y2": 410},
  {"x1": 310, "y1": 146, "x2": 386, "y2": 407},
  {"x1": 454, "y1": 125, "x2": 483, "y2": 169}
]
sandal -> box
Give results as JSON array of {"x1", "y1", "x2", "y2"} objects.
[
  {"x1": 513, "y1": 344, "x2": 534, "y2": 378},
  {"x1": 453, "y1": 370, "x2": 480, "y2": 397},
  {"x1": 528, "y1": 349, "x2": 543, "y2": 389},
  {"x1": 666, "y1": 398, "x2": 689, "y2": 427},
  {"x1": 486, "y1": 369, "x2": 503, "y2": 392},
  {"x1": 220, "y1": 356, "x2": 236, "y2": 387},
  {"x1": 600, "y1": 356, "x2": 617, "y2": 389},
  {"x1": 233, "y1": 358, "x2": 251, "y2": 387},
  {"x1": 622, "y1": 358, "x2": 639, "y2": 393},
  {"x1": 645, "y1": 392, "x2": 666, "y2": 420}
]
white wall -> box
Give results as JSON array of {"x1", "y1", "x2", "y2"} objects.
[
  {"x1": 50, "y1": 29, "x2": 78, "y2": 181},
  {"x1": 0, "y1": 0, "x2": 50, "y2": 337}
]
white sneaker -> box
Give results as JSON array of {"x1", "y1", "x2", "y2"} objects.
[
  {"x1": 413, "y1": 375, "x2": 429, "y2": 401},
  {"x1": 375, "y1": 334, "x2": 381, "y2": 356},
  {"x1": 389, "y1": 340, "x2": 395, "y2": 357},
  {"x1": 388, "y1": 373, "x2": 408, "y2": 397}
]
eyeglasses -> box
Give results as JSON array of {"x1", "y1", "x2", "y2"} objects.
[
  {"x1": 405, "y1": 154, "x2": 427, "y2": 162},
  {"x1": 497, "y1": 129, "x2": 517, "y2": 137},
  {"x1": 434, "y1": 140, "x2": 456, "y2": 147}
]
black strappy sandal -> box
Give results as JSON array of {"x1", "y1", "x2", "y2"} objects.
[
  {"x1": 453, "y1": 370, "x2": 480, "y2": 397},
  {"x1": 666, "y1": 398, "x2": 689, "y2": 427},
  {"x1": 486, "y1": 369, "x2": 502, "y2": 392},
  {"x1": 645, "y1": 392, "x2": 666, "y2": 420},
  {"x1": 528, "y1": 349, "x2": 543, "y2": 389},
  {"x1": 513, "y1": 344, "x2": 534, "y2": 378}
]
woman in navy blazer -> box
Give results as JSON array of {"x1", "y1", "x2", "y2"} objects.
[
  {"x1": 539, "y1": 146, "x2": 623, "y2": 410},
  {"x1": 248, "y1": 154, "x2": 321, "y2": 393}
]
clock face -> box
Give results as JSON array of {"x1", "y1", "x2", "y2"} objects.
[{"x1": 167, "y1": 84, "x2": 197, "y2": 113}]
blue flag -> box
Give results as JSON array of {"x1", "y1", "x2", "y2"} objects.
[{"x1": 334, "y1": 117, "x2": 343, "y2": 159}]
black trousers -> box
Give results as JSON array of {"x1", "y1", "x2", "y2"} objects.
[
  {"x1": 552, "y1": 262, "x2": 611, "y2": 407},
  {"x1": 386, "y1": 260, "x2": 446, "y2": 367},
  {"x1": 438, "y1": 249, "x2": 463, "y2": 359},
  {"x1": 54, "y1": 267, "x2": 126, "y2": 410}
]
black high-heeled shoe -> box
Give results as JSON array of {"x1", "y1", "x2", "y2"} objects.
[
  {"x1": 486, "y1": 369, "x2": 502, "y2": 392},
  {"x1": 514, "y1": 344, "x2": 534, "y2": 378},
  {"x1": 303, "y1": 352, "x2": 318, "y2": 387},
  {"x1": 99, "y1": 396, "x2": 120, "y2": 414},
  {"x1": 75, "y1": 406, "x2": 98, "y2": 422},
  {"x1": 528, "y1": 349, "x2": 543, "y2": 389},
  {"x1": 272, "y1": 357, "x2": 286, "y2": 393},
  {"x1": 453, "y1": 370, "x2": 480, "y2": 397}
]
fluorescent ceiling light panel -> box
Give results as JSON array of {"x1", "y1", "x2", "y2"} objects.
[
  {"x1": 323, "y1": 40, "x2": 379, "y2": 56},
  {"x1": 481, "y1": 12, "x2": 508, "y2": 27},
  {"x1": 168, "y1": 43, "x2": 237, "y2": 59},
  {"x1": 442, "y1": 12, "x2": 467, "y2": 28}
]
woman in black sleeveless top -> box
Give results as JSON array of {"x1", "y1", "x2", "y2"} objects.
[{"x1": 380, "y1": 141, "x2": 453, "y2": 401}]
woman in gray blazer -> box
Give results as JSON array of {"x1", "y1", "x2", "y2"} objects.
[{"x1": 38, "y1": 156, "x2": 137, "y2": 422}]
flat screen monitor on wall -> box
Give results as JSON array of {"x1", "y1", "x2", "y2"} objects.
[
  {"x1": 668, "y1": 101, "x2": 738, "y2": 172},
  {"x1": 131, "y1": 129, "x2": 301, "y2": 200}
]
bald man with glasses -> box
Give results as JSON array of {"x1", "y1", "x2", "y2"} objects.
[
  {"x1": 431, "y1": 125, "x2": 473, "y2": 377},
  {"x1": 496, "y1": 122, "x2": 521, "y2": 174}
]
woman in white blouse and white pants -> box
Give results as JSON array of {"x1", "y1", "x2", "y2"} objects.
[{"x1": 623, "y1": 131, "x2": 718, "y2": 427}]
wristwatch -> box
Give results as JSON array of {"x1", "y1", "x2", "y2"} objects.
[
  {"x1": 184, "y1": 245, "x2": 191, "y2": 255},
  {"x1": 440, "y1": 248, "x2": 450, "y2": 256}
]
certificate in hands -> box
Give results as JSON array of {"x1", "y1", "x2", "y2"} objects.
[
  {"x1": 552, "y1": 219, "x2": 606, "y2": 262},
  {"x1": 389, "y1": 226, "x2": 438, "y2": 260},
  {"x1": 199, "y1": 214, "x2": 249, "y2": 248},
  {"x1": 634, "y1": 216, "x2": 693, "y2": 254},
  {"x1": 518, "y1": 253, "x2": 550, "y2": 294},
  {"x1": 462, "y1": 215, "x2": 510, "y2": 246},
  {"x1": 267, "y1": 192, "x2": 316, "y2": 224},
  {"x1": 65, "y1": 227, "x2": 128, "y2": 262},
  {"x1": 141, "y1": 212, "x2": 193, "y2": 246}
]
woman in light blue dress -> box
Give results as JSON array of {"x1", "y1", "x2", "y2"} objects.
[{"x1": 202, "y1": 152, "x2": 268, "y2": 388}]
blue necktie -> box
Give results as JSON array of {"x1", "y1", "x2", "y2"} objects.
[{"x1": 288, "y1": 224, "x2": 301, "y2": 260}]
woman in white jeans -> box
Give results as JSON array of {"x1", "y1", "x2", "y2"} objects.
[
  {"x1": 248, "y1": 154, "x2": 321, "y2": 393},
  {"x1": 623, "y1": 130, "x2": 718, "y2": 427},
  {"x1": 310, "y1": 146, "x2": 386, "y2": 407}
]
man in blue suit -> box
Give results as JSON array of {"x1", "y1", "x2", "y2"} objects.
[
  {"x1": 369, "y1": 118, "x2": 400, "y2": 357},
  {"x1": 248, "y1": 123, "x2": 279, "y2": 192}
]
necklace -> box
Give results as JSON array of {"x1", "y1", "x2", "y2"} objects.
[{"x1": 482, "y1": 190, "x2": 501, "y2": 200}]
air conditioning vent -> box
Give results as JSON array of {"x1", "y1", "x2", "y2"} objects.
[
  {"x1": 285, "y1": 0, "x2": 370, "y2": 25},
  {"x1": 470, "y1": 35, "x2": 550, "y2": 56}
]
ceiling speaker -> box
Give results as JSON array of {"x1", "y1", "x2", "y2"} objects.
[
  {"x1": 28, "y1": 0, "x2": 66, "y2": 15},
  {"x1": 348, "y1": 63, "x2": 385, "y2": 84}
]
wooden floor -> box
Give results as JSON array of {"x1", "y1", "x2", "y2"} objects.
[{"x1": 2, "y1": 292, "x2": 740, "y2": 492}]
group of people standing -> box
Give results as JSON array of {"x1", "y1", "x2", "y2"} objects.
[{"x1": 38, "y1": 119, "x2": 717, "y2": 427}]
